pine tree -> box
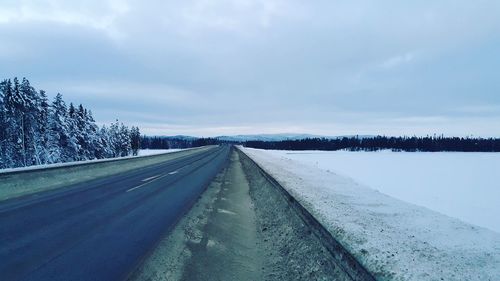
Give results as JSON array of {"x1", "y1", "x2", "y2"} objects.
[
  {"x1": 1, "y1": 78, "x2": 137, "y2": 168},
  {"x1": 4, "y1": 78, "x2": 26, "y2": 167},
  {"x1": 119, "y1": 124, "x2": 132, "y2": 157},
  {"x1": 109, "y1": 120, "x2": 121, "y2": 157},
  {"x1": 130, "y1": 126, "x2": 141, "y2": 156},
  {"x1": 20, "y1": 78, "x2": 42, "y2": 166},
  {"x1": 37, "y1": 90, "x2": 50, "y2": 164},
  {"x1": 73, "y1": 104, "x2": 88, "y2": 160},
  {"x1": 97, "y1": 125, "x2": 113, "y2": 158},
  {"x1": 0, "y1": 80, "x2": 8, "y2": 168},
  {"x1": 47, "y1": 94, "x2": 76, "y2": 163},
  {"x1": 86, "y1": 110, "x2": 105, "y2": 160},
  {"x1": 65, "y1": 102, "x2": 79, "y2": 161}
]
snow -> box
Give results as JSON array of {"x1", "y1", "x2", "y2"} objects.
[
  {"x1": 240, "y1": 147, "x2": 500, "y2": 281},
  {"x1": 258, "y1": 150, "x2": 500, "y2": 233},
  {"x1": 137, "y1": 149, "x2": 182, "y2": 156}
]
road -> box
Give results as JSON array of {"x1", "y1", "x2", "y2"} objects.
[{"x1": 0, "y1": 145, "x2": 231, "y2": 281}]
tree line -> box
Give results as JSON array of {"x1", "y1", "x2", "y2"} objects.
[
  {"x1": 244, "y1": 136, "x2": 500, "y2": 152},
  {"x1": 0, "y1": 77, "x2": 141, "y2": 169},
  {"x1": 141, "y1": 135, "x2": 500, "y2": 152},
  {"x1": 140, "y1": 136, "x2": 219, "y2": 149}
]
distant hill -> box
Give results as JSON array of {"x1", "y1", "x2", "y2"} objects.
[
  {"x1": 152, "y1": 134, "x2": 374, "y2": 142},
  {"x1": 216, "y1": 134, "x2": 330, "y2": 142},
  {"x1": 159, "y1": 135, "x2": 198, "y2": 141}
]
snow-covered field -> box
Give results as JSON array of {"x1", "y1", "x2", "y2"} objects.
[
  {"x1": 258, "y1": 150, "x2": 500, "y2": 233},
  {"x1": 241, "y1": 147, "x2": 500, "y2": 280}
]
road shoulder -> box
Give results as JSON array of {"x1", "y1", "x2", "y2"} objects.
[{"x1": 131, "y1": 149, "x2": 350, "y2": 281}]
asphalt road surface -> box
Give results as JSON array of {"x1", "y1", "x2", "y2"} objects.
[{"x1": 0, "y1": 145, "x2": 231, "y2": 281}]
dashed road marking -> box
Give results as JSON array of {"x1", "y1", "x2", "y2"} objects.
[
  {"x1": 127, "y1": 174, "x2": 169, "y2": 192},
  {"x1": 141, "y1": 175, "x2": 161, "y2": 182},
  {"x1": 126, "y1": 167, "x2": 185, "y2": 193},
  {"x1": 217, "y1": 208, "x2": 237, "y2": 215}
]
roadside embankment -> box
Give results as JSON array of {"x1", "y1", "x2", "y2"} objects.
[
  {"x1": 238, "y1": 149, "x2": 361, "y2": 280},
  {"x1": 0, "y1": 146, "x2": 212, "y2": 201},
  {"x1": 131, "y1": 148, "x2": 353, "y2": 281},
  {"x1": 240, "y1": 147, "x2": 500, "y2": 281}
]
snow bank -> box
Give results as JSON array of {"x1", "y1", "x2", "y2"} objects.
[
  {"x1": 259, "y1": 150, "x2": 500, "y2": 233},
  {"x1": 240, "y1": 147, "x2": 500, "y2": 281},
  {"x1": 137, "y1": 149, "x2": 182, "y2": 156}
]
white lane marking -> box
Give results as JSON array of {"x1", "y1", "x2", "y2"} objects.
[
  {"x1": 217, "y1": 208, "x2": 237, "y2": 215},
  {"x1": 126, "y1": 183, "x2": 149, "y2": 193},
  {"x1": 141, "y1": 175, "x2": 161, "y2": 182},
  {"x1": 126, "y1": 162, "x2": 195, "y2": 193},
  {"x1": 127, "y1": 174, "x2": 169, "y2": 193}
]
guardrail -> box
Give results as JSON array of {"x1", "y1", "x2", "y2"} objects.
[{"x1": 0, "y1": 147, "x2": 212, "y2": 201}]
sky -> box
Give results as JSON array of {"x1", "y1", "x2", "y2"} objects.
[{"x1": 1, "y1": 0, "x2": 500, "y2": 137}]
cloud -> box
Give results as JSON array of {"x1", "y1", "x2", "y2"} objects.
[
  {"x1": 380, "y1": 53, "x2": 415, "y2": 69},
  {"x1": 1, "y1": 0, "x2": 500, "y2": 136},
  {"x1": 176, "y1": 0, "x2": 287, "y2": 31},
  {"x1": 0, "y1": 0, "x2": 130, "y2": 38},
  {"x1": 451, "y1": 105, "x2": 500, "y2": 115}
]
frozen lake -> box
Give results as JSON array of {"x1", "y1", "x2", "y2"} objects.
[{"x1": 262, "y1": 150, "x2": 500, "y2": 233}]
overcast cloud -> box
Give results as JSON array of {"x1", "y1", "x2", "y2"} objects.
[{"x1": 1, "y1": 0, "x2": 499, "y2": 136}]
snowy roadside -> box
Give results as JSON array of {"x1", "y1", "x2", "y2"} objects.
[
  {"x1": 240, "y1": 147, "x2": 500, "y2": 280},
  {"x1": 259, "y1": 149, "x2": 500, "y2": 233}
]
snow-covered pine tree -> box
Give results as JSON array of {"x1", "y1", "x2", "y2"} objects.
[
  {"x1": 0, "y1": 80, "x2": 7, "y2": 168},
  {"x1": 47, "y1": 94, "x2": 64, "y2": 163},
  {"x1": 47, "y1": 94, "x2": 72, "y2": 163},
  {"x1": 107, "y1": 120, "x2": 132, "y2": 157},
  {"x1": 65, "y1": 103, "x2": 79, "y2": 161},
  {"x1": 1, "y1": 78, "x2": 140, "y2": 168},
  {"x1": 130, "y1": 126, "x2": 141, "y2": 156},
  {"x1": 97, "y1": 125, "x2": 113, "y2": 159},
  {"x1": 36, "y1": 90, "x2": 50, "y2": 164},
  {"x1": 73, "y1": 104, "x2": 89, "y2": 160},
  {"x1": 119, "y1": 124, "x2": 132, "y2": 157},
  {"x1": 85, "y1": 109, "x2": 103, "y2": 160},
  {"x1": 108, "y1": 120, "x2": 120, "y2": 158},
  {"x1": 20, "y1": 78, "x2": 43, "y2": 166},
  {"x1": 4, "y1": 78, "x2": 26, "y2": 167}
]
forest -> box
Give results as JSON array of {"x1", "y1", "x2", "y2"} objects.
[
  {"x1": 140, "y1": 135, "x2": 500, "y2": 152},
  {"x1": 140, "y1": 136, "x2": 219, "y2": 149},
  {"x1": 0, "y1": 78, "x2": 140, "y2": 169},
  {"x1": 244, "y1": 136, "x2": 500, "y2": 152}
]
